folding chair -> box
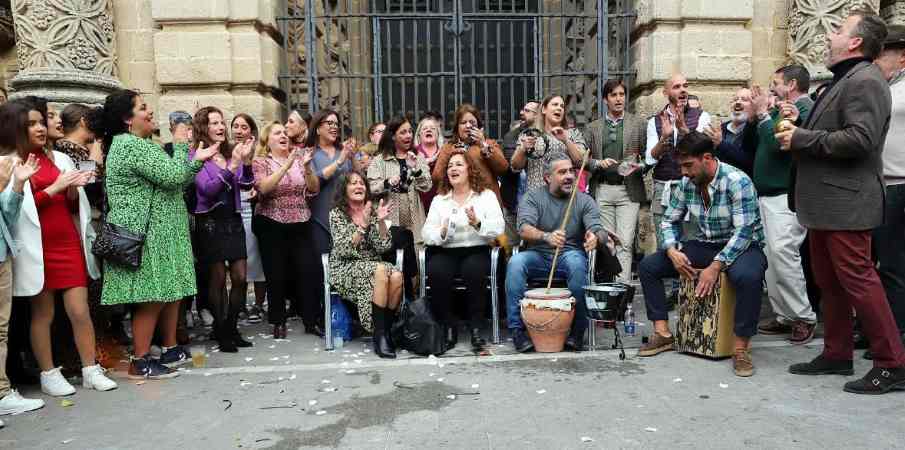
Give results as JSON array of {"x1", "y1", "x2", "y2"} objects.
[
  {"x1": 322, "y1": 249, "x2": 403, "y2": 350},
  {"x1": 417, "y1": 246, "x2": 502, "y2": 344}
]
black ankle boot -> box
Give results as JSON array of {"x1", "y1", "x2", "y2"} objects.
[
  {"x1": 232, "y1": 329, "x2": 253, "y2": 348},
  {"x1": 217, "y1": 324, "x2": 238, "y2": 353},
  {"x1": 470, "y1": 328, "x2": 486, "y2": 349},
  {"x1": 372, "y1": 305, "x2": 396, "y2": 359}
]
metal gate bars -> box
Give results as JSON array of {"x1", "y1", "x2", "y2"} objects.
[{"x1": 279, "y1": 0, "x2": 635, "y2": 140}]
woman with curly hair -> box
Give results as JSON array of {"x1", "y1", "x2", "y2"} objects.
[
  {"x1": 422, "y1": 151, "x2": 504, "y2": 349},
  {"x1": 101, "y1": 89, "x2": 219, "y2": 379},
  {"x1": 329, "y1": 171, "x2": 402, "y2": 358}
]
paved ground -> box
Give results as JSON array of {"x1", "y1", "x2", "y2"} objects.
[{"x1": 3, "y1": 289, "x2": 903, "y2": 449}]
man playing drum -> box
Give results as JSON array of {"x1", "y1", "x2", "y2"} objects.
[
  {"x1": 636, "y1": 131, "x2": 767, "y2": 377},
  {"x1": 505, "y1": 154, "x2": 610, "y2": 353}
]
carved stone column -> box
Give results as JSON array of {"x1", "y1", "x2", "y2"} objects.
[
  {"x1": 788, "y1": 0, "x2": 880, "y2": 81},
  {"x1": 9, "y1": 0, "x2": 122, "y2": 104}
]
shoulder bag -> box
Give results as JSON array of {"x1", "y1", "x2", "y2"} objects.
[{"x1": 91, "y1": 188, "x2": 156, "y2": 270}]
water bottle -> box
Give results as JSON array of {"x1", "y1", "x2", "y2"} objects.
[
  {"x1": 333, "y1": 330, "x2": 344, "y2": 349},
  {"x1": 623, "y1": 304, "x2": 636, "y2": 336}
]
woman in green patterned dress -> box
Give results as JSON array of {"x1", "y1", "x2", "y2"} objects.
[{"x1": 100, "y1": 90, "x2": 219, "y2": 379}]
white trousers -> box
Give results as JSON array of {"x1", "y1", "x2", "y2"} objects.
[
  {"x1": 759, "y1": 194, "x2": 816, "y2": 324},
  {"x1": 597, "y1": 184, "x2": 640, "y2": 283}
]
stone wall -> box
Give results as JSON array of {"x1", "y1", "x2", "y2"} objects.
[
  {"x1": 114, "y1": 0, "x2": 158, "y2": 117},
  {"x1": 631, "y1": 0, "x2": 755, "y2": 121},
  {"x1": 149, "y1": 0, "x2": 284, "y2": 140}
]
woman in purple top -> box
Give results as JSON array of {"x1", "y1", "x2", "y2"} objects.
[{"x1": 190, "y1": 106, "x2": 255, "y2": 352}]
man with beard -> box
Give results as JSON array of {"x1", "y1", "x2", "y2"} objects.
[
  {"x1": 776, "y1": 11, "x2": 905, "y2": 394},
  {"x1": 500, "y1": 100, "x2": 540, "y2": 246},
  {"x1": 704, "y1": 88, "x2": 758, "y2": 177},
  {"x1": 750, "y1": 65, "x2": 818, "y2": 345},
  {"x1": 645, "y1": 74, "x2": 713, "y2": 246},
  {"x1": 505, "y1": 155, "x2": 604, "y2": 353},
  {"x1": 637, "y1": 131, "x2": 766, "y2": 377}
]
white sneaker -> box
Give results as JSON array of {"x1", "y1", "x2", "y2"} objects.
[
  {"x1": 0, "y1": 389, "x2": 45, "y2": 415},
  {"x1": 40, "y1": 368, "x2": 76, "y2": 397},
  {"x1": 82, "y1": 365, "x2": 117, "y2": 392},
  {"x1": 200, "y1": 309, "x2": 214, "y2": 327}
]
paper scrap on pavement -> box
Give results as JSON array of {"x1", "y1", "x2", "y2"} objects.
[
  {"x1": 308, "y1": 400, "x2": 317, "y2": 406},
  {"x1": 581, "y1": 437, "x2": 594, "y2": 442},
  {"x1": 673, "y1": 378, "x2": 683, "y2": 383},
  {"x1": 719, "y1": 383, "x2": 729, "y2": 389},
  {"x1": 315, "y1": 410, "x2": 327, "y2": 415},
  {"x1": 446, "y1": 394, "x2": 456, "y2": 400},
  {"x1": 471, "y1": 384, "x2": 479, "y2": 389},
  {"x1": 645, "y1": 427, "x2": 658, "y2": 432},
  {"x1": 245, "y1": 357, "x2": 254, "y2": 362},
  {"x1": 536, "y1": 389, "x2": 547, "y2": 394},
  {"x1": 437, "y1": 378, "x2": 445, "y2": 382}
]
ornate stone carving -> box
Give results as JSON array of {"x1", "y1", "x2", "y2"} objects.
[
  {"x1": 12, "y1": 0, "x2": 118, "y2": 76},
  {"x1": 788, "y1": 0, "x2": 880, "y2": 79},
  {"x1": 9, "y1": 0, "x2": 121, "y2": 104},
  {"x1": 881, "y1": 1, "x2": 905, "y2": 25}
]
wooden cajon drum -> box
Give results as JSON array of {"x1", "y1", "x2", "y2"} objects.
[{"x1": 675, "y1": 273, "x2": 737, "y2": 358}]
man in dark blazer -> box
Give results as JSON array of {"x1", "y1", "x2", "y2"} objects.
[
  {"x1": 585, "y1": 79, "x2": 646, "y2": 283},
  {"x1": 776, "y1": 11, "x2": 905, "y2": 394}
]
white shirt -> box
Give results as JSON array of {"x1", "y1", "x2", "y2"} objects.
[
  {"x1": 422, "y1": 189, "x2": 504, "y2": 248},
  {"x1": 645, "y1": 107, "x2": 712, "y2": 166}
]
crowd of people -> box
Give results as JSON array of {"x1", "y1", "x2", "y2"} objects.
[{"x1": 0, "y1": 7, "x2": 901, "y2": 428}]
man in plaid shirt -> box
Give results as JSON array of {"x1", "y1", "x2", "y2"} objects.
[{"x1": 636, "y1": 131, "x2": 767, "y2": 377}]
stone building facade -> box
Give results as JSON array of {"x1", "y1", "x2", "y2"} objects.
[{"x1": 0, "y1": 0, "x2": 902, "y2": 140}]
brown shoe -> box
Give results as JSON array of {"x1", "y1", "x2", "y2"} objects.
[
  {"x1": 789, "y1": 321, "x2": 816, "y2": 345},
  {"x1": 757, "y1": 319, "x2": 792, "y2": 335},
  {"x1": 733, "y1": 348, "x2": 754, "y2": 377},
  {"x1": 637, "y1": 333, "x2": 675, "y2": 357}
]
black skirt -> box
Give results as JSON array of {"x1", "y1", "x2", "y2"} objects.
[{"x1": 195, "y1": 208, "x2": 247, "y2": 264}]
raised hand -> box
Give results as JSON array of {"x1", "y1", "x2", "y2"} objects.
[
  {"x1": 193, "y1": 141, "x2": 221, "y2": 162},
  {"x1": 703, "y1": 122, "x2": 723, "y2": 147},
  {"x1": 405, "y1": 151, "x2": 418, "y2": 169},
  {"x1": 658, "y1": 110, "x2": 674, "y2": 138},
  {"x1": 779, "y1": 102, "x2": 800, "y2": 123},
  {"x1": 775, "y1": 125, "x2": 797, "y2": 151},
  {"x1": 550, "y1": 126, "x2": 569, "y2": 143},
  {"x1": 674, "y1": 106, "x2": 688, "y2": 133},
  {"x1": 233, "y1": 138, "x2": 255, "y2": 164},
  {"x1": 470, "y1": 127, "x2": 486, "y2": 145},
  {"x1": 300, "y1": 148, "x2": 314, "y2": 167},
  {"x1": 465, "y1": 205, "x2": 479, "y2": 227},
  {"x1": 751, "y1": 84, "x2": 770, "y2": 116},
  {"x1": 13, "y1": 154, "x2": 39, "y2": 183},
  {"x1": 376, "y1": 198, "x2": 391, "y2": 221}
]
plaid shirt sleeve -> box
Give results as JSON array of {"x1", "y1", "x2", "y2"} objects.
[
  {"x1": 715, "y1": 175, "x2": 760, "y2": 265},
  {"x1": 658, "y1": 180, "x2": 688, "y2": 250}
]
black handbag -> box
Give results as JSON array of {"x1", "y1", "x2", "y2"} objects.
[
  {"x1": 391, "y1": 295, "x2": 448, "y2": 356},
  {"x1": 91, "y1": 188, "x2": 155, "y2": 270}
]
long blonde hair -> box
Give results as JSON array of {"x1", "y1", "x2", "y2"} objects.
[{"x1": 255, "y1": 121, "x2": 283, "y2": 157}]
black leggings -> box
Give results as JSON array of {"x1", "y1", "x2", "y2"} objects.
[
  {"x1": 426, "y1": 245, "x2": 490, "y2": 328},
  {"x1": 253, "y1": 215, "x2": 322, "y2": 326}
]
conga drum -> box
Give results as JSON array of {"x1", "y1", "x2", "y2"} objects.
[
  {"x1": 675, "y1": 273, "x2": 737, "y2": 358},
  {"x1": 520, "y1": 288, "x2": 575, "y2": 352}
]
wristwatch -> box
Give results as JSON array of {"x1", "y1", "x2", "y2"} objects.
[{"x1": 542, "y1": 232, "x2": 551, "y2": 243}]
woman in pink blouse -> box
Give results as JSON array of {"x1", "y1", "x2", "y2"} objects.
[{"x1": 251, "y1": 122, "x2": 320, "y2": 339}]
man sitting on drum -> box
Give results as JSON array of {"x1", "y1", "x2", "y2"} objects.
[
  {"x1": 506, "y1": 154, "x2": 612, "y2": 353},
  {"x1": 636, "y1": 131, "x2": 767, "y2": 377}
]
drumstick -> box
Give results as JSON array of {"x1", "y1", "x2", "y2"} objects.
[{"x1": 546, "y1": 147, "x2": 591, "y2": 292}]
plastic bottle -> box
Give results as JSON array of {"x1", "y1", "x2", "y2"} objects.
[{"x1": 624, "y1": 304, "x2": 636, "y2": 336}]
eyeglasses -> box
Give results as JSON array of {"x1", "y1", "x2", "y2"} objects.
[{"x1": 323, "y1": 120, "x2": 340, "y2": 128}]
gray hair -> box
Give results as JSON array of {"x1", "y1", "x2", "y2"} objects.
[
  {"x1": 543, "y1": 153, "x2": 572, "y2": 177},
  {"x1": 850, "y1": 10, "x2": 888, "y2": 60}
]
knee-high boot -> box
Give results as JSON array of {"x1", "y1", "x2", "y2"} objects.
[{"x1": 372, "y1": 304, "x2": 396, "y2": 359}]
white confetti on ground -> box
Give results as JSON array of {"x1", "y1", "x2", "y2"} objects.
[
  {"x1": 321, "y1": 379, "x2": 331, "y2": 384},
  {"x1": 581, "y1": 437, "x2": 594, "y2": 443},
  {"x1": 719, "y1": 383, "x2": 729, "y2": 389},
  {"x1": 289, "y1": 374, "x2": 297, "y2": 380},
  {"x1": 471, "y1": 384, "x2": 479, "y2": 389},
  {"x1": 673, "y1": 378, "x2": 683, "y2": 383},
  {"x1": 536, "y1": 389, "x2": 547, "y2": 394},
  {"x1": 437, "y1": 378, "x2": 445, "y2": 382},
  {"x1": 245, "y1": 357, "x2": 254, "y2": 362},
  {"x1": 315, "y1": 410, "x2": 327, "y2": 416},
  {"x1": 308, "y1": 400, "x2": 317, "y2": 406},
  {"x1": 446, "y1": 394, "x2": 456, "y2": 400},
  {"x1": 645, "y1": 427, "x2": 657, "y2": 432}
]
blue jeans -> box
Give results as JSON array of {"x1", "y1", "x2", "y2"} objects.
[
  {"x1": 638, "y1": 240, "x2": 766, "y2": 337},
  {"x1": 506, "y1": 249, "x2": 589, "y2": 337}
]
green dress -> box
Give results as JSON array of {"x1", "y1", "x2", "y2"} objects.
[{"x1": 101, "y1": 134, "x2": 203, "y2": 305}]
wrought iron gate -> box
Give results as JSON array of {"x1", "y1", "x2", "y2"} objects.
[{"x1": 279, "y1": 0, "x2": 635, "y2": 140}]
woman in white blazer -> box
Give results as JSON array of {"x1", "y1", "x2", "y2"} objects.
[{"x1": 5, "y1": 100, "x2": 115, "y2": 396}]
